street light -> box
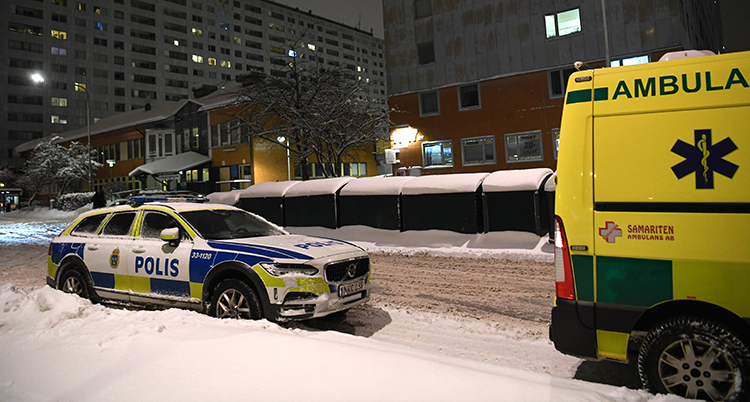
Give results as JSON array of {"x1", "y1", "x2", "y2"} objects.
[
  {"x1": 277, "y1": 136, "x2": 291, "y2": 181},
  {"x1": 75, "y1": 83, "x2": 92, "y2": 192}
]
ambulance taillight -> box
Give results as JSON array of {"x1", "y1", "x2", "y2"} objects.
[{"x1": 554, "y1": 216, "x2": 575, "y2": 300}]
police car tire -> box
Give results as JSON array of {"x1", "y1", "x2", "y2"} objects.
[
  {"x1": 59, "y1": 268, "x2": 91, "y2": 300},
  {"x1": 638, "y1": 316, "x2": 750, "y2": 402},
  {"x1": 209, "y1": 279, "x2": 263, "y2": 320}
]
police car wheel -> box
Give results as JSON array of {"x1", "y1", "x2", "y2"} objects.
[
  {"x1": 638, "y1": 316, "x2": 750, "y2": 402},
  {"x1": 59, "y1": 269, "x2": 90, "y2": 299},
  {"x1": 209, "y1": 279, "x2": 263, "y2": 320}
]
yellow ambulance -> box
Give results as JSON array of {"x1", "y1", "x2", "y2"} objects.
[{"x1": 551, "y1": 50, "x2": 750, "y2": 401}]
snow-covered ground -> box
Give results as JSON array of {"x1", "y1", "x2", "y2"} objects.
[{"x1": 0, "y1": 207, "x2": 685, "y2": 402}]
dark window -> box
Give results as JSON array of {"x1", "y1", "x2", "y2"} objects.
[
  {"x1": 101, "y1": 213, "x2": 137, "y2": 236},
  {"x1": 417, "y1": 41, "x2": 434, "y2": 65},
  {"x1": 419, "y1": 91, "x2": 439, "y2": 116},
  {"x1": 72, "y1": 214, "x2": 107, "y2": 235},
  {"x1": 140, "y1": 212, "x2": 185, "y2": 239},
  {"x1": 415, "y1": 0, "x2": 432, "y2": 19},
  {"x1": 458, "y1": 83, "x2": 480, "y2": 110},
  {"x1": 548, "y1": 67, "x2": 576, "y2": 98},
  {"x1": 461, "y1": 136, "x2": 496, "y2": 166}
]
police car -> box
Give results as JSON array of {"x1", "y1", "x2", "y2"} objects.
[{"x1": 47, "y1": 198, "x2": 371, "y2": 321}]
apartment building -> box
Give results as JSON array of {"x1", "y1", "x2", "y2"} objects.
[
  {"x1": 2, "y1": 0, "x2": 386, "y2": 172},
  {"x1": 382, "y1": 0, "x2": 723, "y2": 175}
]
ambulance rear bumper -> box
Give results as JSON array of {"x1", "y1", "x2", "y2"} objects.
[{"x1": 550, "y1": 298, "x2": 599, "y2": 360}]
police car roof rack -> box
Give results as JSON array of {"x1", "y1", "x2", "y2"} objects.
[{"x1": 128, "y1": 196, "x2": 210, "y2": 206}]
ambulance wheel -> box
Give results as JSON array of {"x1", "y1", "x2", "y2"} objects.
[
  {"x1": 210, "y1": 279, "x2": 263, "y2": 320},
  {"x1": 638, "y1": 316, "x2": 750, "y2": 401},
  {"x1": 59, "y1": 268, "x2": 91, "y2": 300}
]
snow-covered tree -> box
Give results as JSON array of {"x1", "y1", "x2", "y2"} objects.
[
  {"x1": 228, "y1": 37, "x2": 391, "y2": 180},
  {"x1": 17, "y1": 139, "x2": 102, "y2": 204}
]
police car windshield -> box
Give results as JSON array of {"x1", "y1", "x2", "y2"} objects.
[{"x1": 180, "y1": 209, "x2": 285, "y2": 240}]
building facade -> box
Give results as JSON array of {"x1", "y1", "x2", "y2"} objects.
[
  {"x1": 2, "y1": 0, "x2": 386, "y2": 171},
  {"x1": 382, "y1": 0, "x2": 723, "y2": 175}
]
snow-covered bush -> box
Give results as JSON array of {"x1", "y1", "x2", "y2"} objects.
[{"x1": 53, "y1": 192, "x2": 93, "y2": 211}]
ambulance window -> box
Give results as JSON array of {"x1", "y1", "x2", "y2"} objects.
[
  {"x1": 71, "y1": 214, "x2": 107, "y2": 235},
  {"x1": 101, "y1": 212, "x2": 137, "y2": 236},
  {"x1": 140, "y1": 212, "x2": 185, "y2": 239}
]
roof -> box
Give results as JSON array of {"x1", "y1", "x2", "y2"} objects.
[
  {"x1": 196, "y1": 86, "x2": 244, "y2": 112},
  {"x1": 128, "y1": 152, "x2": 211, "y2": 177},
  {"x1": 14, "y1": 99, "x2": 196, "y2": 154},
  {"x1": 401, "y1": 173, "x2": 490, "y2": 195},
  {"x1": 482, "y1": 168, "x2": 553, "y2": 192}
]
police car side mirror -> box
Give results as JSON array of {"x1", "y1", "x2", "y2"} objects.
[{"x1": 160, "y1": 228, "x2": 181, "y2": 247}]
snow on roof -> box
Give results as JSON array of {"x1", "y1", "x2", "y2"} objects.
[
  {"x1": 15, "y1": 100, "x2": 195, "y2": 154},
  {"x1": 128, "y1": 152, "x2": 211, "y2": 176},
  {"x1": 206, "y1": 190, "x2": 243, "y2": 205},
  {"x1": 196, "y1": 86, "x2": 243, "y2": 112},
  {"x1": 339, "y1": 176, "x2": 416, "y2": 196},
  {"x1": 401, "y1": 173, "x2": 490, "y2": 196},
  {"x1": 239, "y1": 181, "x2": 302, "y2": 198},
  {"x1": 482, "y1": 168, "x2": 553, "y2": 192},
  {"x1": 285, "y1": 177, "x2": 356, "y2": 197}
]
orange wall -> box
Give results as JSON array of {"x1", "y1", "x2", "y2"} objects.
[{"x1": 389, "y1": 69, "x2": 563, "y2": 174}]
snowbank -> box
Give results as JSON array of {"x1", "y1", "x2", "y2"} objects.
[{"x1": 0, "y1": 285, "x2": 681, "y2": 402}]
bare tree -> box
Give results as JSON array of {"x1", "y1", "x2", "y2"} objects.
[
  {"x1": 18, "y1": 139, "x2": 102, "y2": 205},
  {"x1": 228, "y1": 38, "x2": 391, "y2": 180}
]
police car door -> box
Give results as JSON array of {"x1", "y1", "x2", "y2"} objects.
[
  {"x1": 128, "y1": 210, "x2": 193, "y2": 305},
  {"x1": 85, "y1": 211, "x2": 138, "y2": 302}
]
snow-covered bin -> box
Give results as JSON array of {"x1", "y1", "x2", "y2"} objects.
[
  {"x1": 338, "y1": 176, "x2": 415, "y2": 230},
  {"x1": 238, "y1": 181, "x2": 301, "y2": 226},
  {"x1": 482, "y1": 168, "x2": 554, "y2": 235},
  {"x1": 400, "y1": 173, "x2": 490, "y2": 234},
  {"x1": 205, "y1": 190, "x2": 242, "y2": 207},
  {"x1": 283, "y1": 177, "x2": 356, "y2": 229}
]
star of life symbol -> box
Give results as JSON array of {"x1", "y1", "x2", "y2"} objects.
[
  {"x1": 671, "y1": 129, "x2": 738, "y2": 189},
  {"x1": 599, "y1": 221, "x2": 622, "y2": 244}
]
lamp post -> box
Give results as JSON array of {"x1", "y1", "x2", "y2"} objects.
[
  {"x1": 277, "y1": 136, "x2": 291, "y2": 181},
  {"x1": 75, "y1": 83, "x2": 92, "y2": 191}
]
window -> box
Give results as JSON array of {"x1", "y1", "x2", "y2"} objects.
[
  {"x1": 419, "y1": 91, "x2": 439, "y2": 116},
  {"x1": 101, "y1": 212, "x2": 137, "y2": 236},
  {"x1": 611, "y1": 54, "x2": 650, "y2": 67},
  {"x1": 51, "y1": 97, "x2": 68, "y2": 107},
  {"x1": 551, "y1": 128, "x2": 560, "y2": 160},
  {"x1": 505, "y1": 131, "x2": 544, "y2": 162},
  {"x1": 415, "y1": 0, "x2": 432, "y2": 19},
  {"x1": 545, "y1": 8, "x2": 581, "y2": 39},
  {"x1": 51, "y1": 115, "x2": 68, "y2": 124},
  {"x1": 72, "y1": 214, "x2": 106, "y2": 235},
  {"x1": 548, "y1": 67, "x2": 576, "y2": 98},
  {"x1": 422, "y1": 140, "x2": 453, "y2": 168},
  {"x1": 51, "y1": 30, "x2": 67, "y2": 39},
  {"x1": 417, "y1": 41, "x2": 434, "y2": 65},
  {"x1": 140, "y1": 212, "x2": 184, "y2": 239},
  {"x1": 462, "y1": 136, "x2": 495, "y2": 166},
  {"x1": 458, "y1": 83, "x2": 480, "y2": 110}
]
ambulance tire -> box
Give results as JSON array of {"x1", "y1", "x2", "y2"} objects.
[
  {"x1": 58, "y1": 268, "x2": 92, "y2": 300},
  {"x1": 638, "y1": 316, "x2": 750, "y2": 402},
  {"x1": 209, "y1": 279, "x2": 263, "y2": 320}
]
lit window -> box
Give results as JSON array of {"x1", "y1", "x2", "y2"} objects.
[
  {"x1": 422, "y1": 140, "x2": 453, "y2": 168},
  {"x1": 545, "y1": 8, "x2": 581, "y2": 39},
  {"x1": 307, "y1": 43, "x2": 316, "y2": 51},
  {"x1": 461, "y1": 136, "x2": 495, "y2": 166},
  {"x1": 51, "y1": 97, "x2": 68, "y2": 107},
  {"x1": 51, "y1": 30, "x2": 68, "y2": 40},
  {"x1": 74, "y1": 83, "x2": 87, "y2": 91},
  {"x1": 611, "y1": 54, "x2": 650, "y2": 67},
  {"x1": 192, "y1": 28, "x2": 202, "y2": 36},
  {"x1": 51, "y1": 115, "x2": 68, "y2": 124},
  {"x1": 192, "y1": 55, "x2": 203, "y2": 63},
  {"x1": 220, "y1": 60, "x2": 231, "y2": 68},
  {"x1": 208, "y1": 58, "x2": 216, "y2": 65},
  {"x1": 505, "y1": 131, "x2": 544, "y2": 162},
  {"x1": 233, "y1": 37, "x2": 241, "y2": 45},
  {"x1": 551, "y1": 128, "x2": 560, "y2": 160}
]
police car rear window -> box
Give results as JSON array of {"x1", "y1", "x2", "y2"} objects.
[
  {"x1": 71, "y1": 214, "x2": 107, "y2": 235},
  {"x1": 101, "y1": 212, "x2": 137, "y2": 236},
  {"x1": 180, "y1": 209, "x2": 284, "y2": 240}
]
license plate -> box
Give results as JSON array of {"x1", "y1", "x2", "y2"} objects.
[{"x1": 338, "y1": 278, "x2": 365, "y2": 297}]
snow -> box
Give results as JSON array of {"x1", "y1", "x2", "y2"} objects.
[
  {"x1": 238, "y1": 180, "x2": 301, "y2": 198},
  {"x1": 339, "y1": 176, "x2": 416, "y2": 196},
  {"x1": 482, "y1": 168, "x2": 554, "y2": 192},
  {"x1": 0, "y1": 209, "x2": 687, "y2": 402},
  {"x1": 284, "y1": 176, "x2": 356, "y2": 197},
  {"x1": 128, "y1": 151, "x2": 212, "y2": 176},
  {"x1": 205, "y1": 189, "x2": 243, "y2": 205},
  {"x1": 401, "y1": 173, "x2": 490, "y2": 195}
]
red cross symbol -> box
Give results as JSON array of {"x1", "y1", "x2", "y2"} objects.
[{"x1": 599, "y1": 221, "x2": 622, "y2": 243}]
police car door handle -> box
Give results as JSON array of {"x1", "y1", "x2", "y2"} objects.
[
  {"x1": 87, "y1": 244, "x2": 99, "y2": 251},
  {"x1": 132, "y1": 247, "x2": 146, "y2": 254}
]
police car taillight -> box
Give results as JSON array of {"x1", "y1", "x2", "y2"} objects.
[{"x1": 554, "y1": 216, "x2": 575, "y2": 300}]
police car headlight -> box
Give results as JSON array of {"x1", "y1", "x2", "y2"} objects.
[{"x1": 260, "y1": 262, "x2": 318, "y2": 277}]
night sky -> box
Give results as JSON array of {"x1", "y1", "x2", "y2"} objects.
[{"x1": 273, "y1": 0, "x2": 385, "y2": 39}]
